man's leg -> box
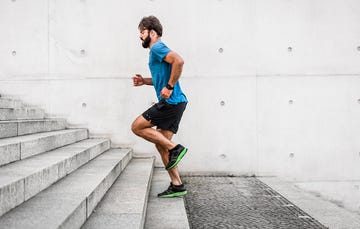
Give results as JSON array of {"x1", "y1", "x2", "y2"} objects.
[
  {"x1": 155, "y1": 129, "x2": 187, "y2": 198},
  {"x1": 131, "y1": 115, "x2": 176, "y2": 150},
  {"x1": 155, "y1": 129, "x2": 183, "y2": 186}
]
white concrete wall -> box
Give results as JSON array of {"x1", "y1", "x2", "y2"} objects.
[{"x1": 1, "y1": 0, "x2": 360, "y2": 181}]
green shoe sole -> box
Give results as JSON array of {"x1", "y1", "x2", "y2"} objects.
[
  {"x1": 158, "y1": 190, "x2": 188, "y2": 198},
  {"x1": 166, "y1": 148, "x2": 188, "y2": 170}
]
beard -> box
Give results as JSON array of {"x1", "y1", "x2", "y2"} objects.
[{"x1": 141, "y1": 34, "x2": 151, "y2": 48}]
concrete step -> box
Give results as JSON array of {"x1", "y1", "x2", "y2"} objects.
[
  {"x1": 145, "y1": 168, "x2": 190, "y2": 229},
  {"x1": 82, "y1": 157, "x2": 155, "y2": 229},
  {"x1": 0, "y1": 148, "x2": 132, "y2": 229},
  {"x1": 0, "y1": 107, "x2": 45, "y2": 120},
  {"x1": 0, "y1": 98, "x2": 23, "y2": 109},
  {"x1": 0, "y1": 119, "x2": 67, "y2": 139},
  {"x1": 0, "y1": 138, "x2": 110, "y2": 217},
  {"x1": 0, "y1": 128, "x2": 88, "y2": 166}
]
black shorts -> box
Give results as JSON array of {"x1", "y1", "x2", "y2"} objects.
[{"x1": 142, "y1": 100, "x2": 187, "y2": 134}]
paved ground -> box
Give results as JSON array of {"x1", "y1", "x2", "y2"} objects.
[
  {"x1": 259, "y1": 177, "x2": 360, "y2": 229},
  {"x1": 183, "y1": 176, "x2": 327, "y2": 229}
]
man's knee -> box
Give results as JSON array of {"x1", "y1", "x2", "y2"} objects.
[
  {"x1": 131, "y1": 116, "x2": 151, "y2": 136},
  {"x1": 131, "y1": 121, "x2": 141, "y2": 136}
]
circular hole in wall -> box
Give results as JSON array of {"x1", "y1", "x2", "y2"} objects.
[
  {"x1": 80, "y1": 49, "x2": 86, "y2": 55},
  {"x1": 289, "y1": 153, "x2": 295, "y2": 158},
  {"x1": 288, "y1": 100, "x2": 294, "y2": 105},
  {"x1": 288, "y1": 47, "x2": 293, "y2": 52},
  {"x1": 357, "y1": 46, "x2": 360, "y2": 52},
  {"x1": 12, "y1": 51, "x2": 16, "y2": 56},
  {"x1": 82, "y1": 103, "x2": 87, "y2": 108},
  {"x1": 357, "y1": 99, "x2": 360, "y2": 104},
  {"x1": 220, "y1": 101, "x2": 225, "y2": 106},
  {"x1": 219, "y1": 154, "x2": 226, "y2": 159},
  {"x1": 218, "y1": 48, "x2": 224, "y2": 53}
]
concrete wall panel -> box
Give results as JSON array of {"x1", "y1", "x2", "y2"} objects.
[
  {"x1": 178, "y1": 77, "x2": 257, "y2": 174},
  {"x1": 256, "y1": 0, "x2": 360, "y2": 75},
  {"x1": 0, "y1": 0, "x2": 48, "y2": 77},
  {"x1": 257, "y1": 76, "x2": 360, "y2": 180}
]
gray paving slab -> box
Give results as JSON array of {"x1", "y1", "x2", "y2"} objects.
[
  {"x1": 0, "y1": 148, "x2": 132, "y2": 229},
  {"x1": 82, "y1": 157, "x2": 154, "y2": 229},
  {"x1": 183, "y1": 176, "x2": 327, "y2": 229},
  {"x1": 0, "y1": 138, "x2": 110, "y2": 217},
  {"x1": 259, "y1": 177, "x2": 360, "y2": 229},
  {"x1": 145, "y1": 168, "x2": 190, "y2": 229}
]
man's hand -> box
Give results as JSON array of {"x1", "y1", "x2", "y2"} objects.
[
  {"x1": 132, "y1": 74, "x2": 145, "y2": 86},
  {"x1": 160, "y1": 87, "x2": 173, "y2": 99}
]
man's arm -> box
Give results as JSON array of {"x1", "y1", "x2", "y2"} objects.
[
  {"x1": 160, "y1": 51, "x2": 184, "y2": 99},
  {"x1": 132, "y1": 74, "x2": 153, "y2": 86},
  {"x1": 163, "y1": 51, "x2": 184, "y2": 87}
]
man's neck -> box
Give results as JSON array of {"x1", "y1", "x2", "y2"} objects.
[{"x1": 149, "y1": 37, "x2": 161, "y2": 48}]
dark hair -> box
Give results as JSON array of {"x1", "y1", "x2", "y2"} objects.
[{"x1": 138, "y1": 16, "x2": 163, "y2": 37}]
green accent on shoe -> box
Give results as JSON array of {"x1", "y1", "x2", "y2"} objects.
[
  {"x1": 158, "y1": 190, "x2": 188, "y2": 198},
  {"x1": 166, "y1": 148, "x2": 188, "y2": 170}
]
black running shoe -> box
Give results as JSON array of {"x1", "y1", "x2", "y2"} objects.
[
  {"x1": 157, "y1": 183, "x2": 187, "y2": 198},
  {"x1": 165, "y1": 144, "x2": 188, "y2": 170}
]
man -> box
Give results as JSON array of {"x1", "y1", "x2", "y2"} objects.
[{"x1": 131, "y1": 16, "x2": 188, "y2": 198}]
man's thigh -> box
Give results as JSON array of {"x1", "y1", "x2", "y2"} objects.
[{"x1": 132, "y1": 115, "x2": 153, "y2": 131}]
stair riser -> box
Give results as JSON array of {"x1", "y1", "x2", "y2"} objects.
[
  {"x1": 0, "y1": 122, "x2": 17, "y2": 138},
  {"x1": 64, "y1": 141, "x2": 111, "y2": 176},
  {"x1": 18, "y1": 120, "x2": 66, "y2": 136},
  {"x1": 0, "y1": 99, "x2": 22, "y2": 109},
  {"x1": 25, "y1": 166, "x2": 59, "y2": 200},
  {"x1": 21, "y1": 130, "x2": 88, "y2": 160},
  {"x1": 60, "y1": 201, "x2": 87, "y2": 229},
  {"x1": 86, "y1": 150, "x2": 132, "y2": 217},
  {"x1": 0, "y1": 180, "x2": 24, "y2": 217},
  {"x1": 0, "y1": 120, "x2": 66, "y2": 139},
  {"x1": 82, "y1": 158, "x2": 154, "y2": 229},
  {"x1": 0, "y1": 130, "x2": 89, "y2": 166},
  {"x1": 0, "y1": 140, "x2": 110, "y2": 217},
  {"x1": 0, "y1": 108, "x2": 45, "y2": 121},
  {"x1": 0, "y1": 143, "x2": 20, "y2": 166},
  {"x1": 58, "y1": 150, "x2": 133, "y2": 228}
]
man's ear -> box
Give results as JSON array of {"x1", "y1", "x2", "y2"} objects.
[{"x1": 150, "y1": 29, "x2": 157, "y2": 37}]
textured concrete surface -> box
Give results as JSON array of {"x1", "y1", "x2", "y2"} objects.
[
  {"x1": 0, "y1": 98, "x2": 23, "y2": 108},
  {"x1": 183, "y1": 176, "x2": 327, "y2": 229},
  {"x1": 17, "y1": 119, "x2": 66, "y2": 136},
  {"x1": 0, "y1": 129, "x2": 89, "y2": 165},
  {"x1": 82, "y1": 157, "x2": 154, "y2": 229},
  {"x1": 0, "y1": 121, "x2": 17, "y2": 138},
  {"x1": 0, "y1": 119, "x2": 66, "y2": 139},
  {"x1": 260, "y1": 177, "x2": 360, "y2": 229},
  {"x1": 0, "y1": 107, "x2": 45, "y2": 120},
  {"x1": 0, "y1": 138, "x2": 110, "y2": 217},
  {"x1": 145, "y1": 168, "x2": 190, "y2": 229},
  {"x1": 20, "y1": 129, "x2": 88, "y2": 159},
  {"x1": 0, "y1": 148, "x2": 131, "y2": 229}
]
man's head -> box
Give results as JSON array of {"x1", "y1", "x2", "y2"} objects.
[{"x1": 138, "y1": 16, "x2": 163, "y2": 48}]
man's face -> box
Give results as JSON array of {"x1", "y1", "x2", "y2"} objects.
[{"x1": 139, "y1": 29, "x2": 151, "y2": 48}]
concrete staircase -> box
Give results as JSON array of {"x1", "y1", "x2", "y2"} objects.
[{"x1": 0, "y1": 95, "x2": 157, "y2": 228}]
